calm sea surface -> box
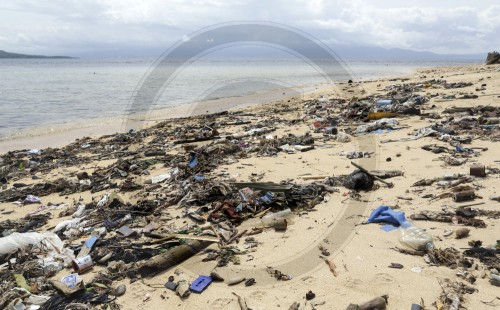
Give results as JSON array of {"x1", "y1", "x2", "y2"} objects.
[{"x1": 0, "y1": 57, "x2": 480, "y2": 140}]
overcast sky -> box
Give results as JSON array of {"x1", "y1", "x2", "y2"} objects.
[{"x1": 1, "y1": 0, "x2": 499, "y2": 57}]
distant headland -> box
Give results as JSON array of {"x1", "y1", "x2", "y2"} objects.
[{"x1": 0, "y1": 50, "x2": 73, "y2": 59}]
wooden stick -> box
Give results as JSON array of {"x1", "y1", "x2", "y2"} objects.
[
  {"x1": 454, "y1": 201, "x2": 485, "y2": 208},
  {"x1": 137, "y1": 240, "x2": 210, "y2": 277},
  {"x1": 210, "y1": 225, "x2": 222, "y2": 248},
  {"x1": 173, "y1": 136, "x2": 221, "y2": 144},
  {"x1": 301, "y1": 175, "x2": 330, "y2": 180},
  {"x1": 325, "y1": 258, "x2": 338, "y2": 277},
  {"x1": 150, "y1": 234, "x2": 219, "y2": 244},
  {"x1": 220, "y1": 121, "x2": 252, "y2": 126},
  {"x1": 232, "y1": 292, "x2": 248, "y2": 310},
  {"x1": 254, "y1": 207, "x2": 271, "y2": 218},
  {"x1": 350, "y1": 161, "x2": 394, "y2": 187},
  {"x1": 225, "y1": 229, "x2": 247, "y2": 245}
]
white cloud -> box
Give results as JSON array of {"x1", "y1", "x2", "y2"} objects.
[
  {"x1": 0, "y1": 0, "x2": 498, "y2": 55},
  {"x1": 300, "y1": 1, "x2": 499, "y2": 53}
]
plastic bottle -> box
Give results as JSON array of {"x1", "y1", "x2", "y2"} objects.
[
  {"x1": 260, "y1": 209, "x2": 293, "y2": 227},
  {"x1": 399, "y1": 221, "x2": 434, "y2": 251}
]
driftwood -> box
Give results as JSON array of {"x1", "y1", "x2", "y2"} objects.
[
  {"x1": 219, "y1": 120, "x2": 252, "y2": 126},
  {"x1": 301, "y1": 175, "x2": 330, "y2": 180},
  {"x1": 149, "y1": 234, "x2": 219, "y2": 244},
  {"x1": 369, "y1": 170, "x2": 404, "y2": 179},
  {"x1": 137, "y1": 240, "x2": 211, "y2": 277},
  {"x1": 232, "y1": 182, "x2": 293, "y2": 192},
  {"x1": 232, "y1": 292, "x2": 248, "y2": 310},
  {"x1": 225, "y1": 229, "x2": 247, "y2": 245},
  {"x1": 347, "y1": 295, "x2": 389, "y2": 310},
  {"x1": 410, "y1": 211, "x2": 453, "y2": 223},
  {"x1": 173, "y1": 136, "x2": 221, "y2": 144},
  {"x1": 359, "y1": 295, "x2": 389, "y2": 310},
  {"x1": 325, "y1": 258, "x2": 338, "y2": 277},
  {"x1": 442, "y1": 106, "x2": 474, "y2": 114},
  {"x1": 301, "y1": 171, "x2": 402, "y2": 181},
  {"x1": 438, "y1": 279, "x2": 476, "y2": 310}
]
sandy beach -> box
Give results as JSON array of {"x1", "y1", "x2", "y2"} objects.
[{"x1": 1, "y1": 63, "x2": 499, "y2": 310}]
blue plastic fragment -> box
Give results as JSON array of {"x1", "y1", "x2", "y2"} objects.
[
  {"x1": 188, "y1": 152, "x2": 198, "y2": 168},
  {"x1": 84, "y1": 235, "x2": 99, "y2": 249},
  {"x1": 414, "y1": 96, "x2": 423, "y2": 105},
  {"x1": 164, "y1": 281, "x2": 178, "y2": 291},
  {"x1": 482, "y1": 125, "x2": 497, "y2": 129},
  {"x1": 260, "y1": 192, "x2": 275, "y2": 204},
  {"x1": 235, "y1": 203, "x2": 243, "y2": 212},
  {"x1": 190, "y1": 275, "x2": 212, "y2": 293},
  {"x1": 376, "y1": 99, "x2": 393, "y2": 106},
  {"x1": 194, "y1": 175, "x2": 205, "y2": 181},
  {"x1": 367, "y1": 205, "x2": 407, "y2": 227}
]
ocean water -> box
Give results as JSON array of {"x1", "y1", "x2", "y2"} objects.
[{"x1": 0, "y1": 57, "x2": 479, "y2": 140}]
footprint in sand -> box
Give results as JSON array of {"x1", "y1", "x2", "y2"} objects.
[
  {"x1": 300, "y1": 275, "x2": 315, "y2": 284},
  {"x1": 344, "y1": 277, "x2": 362, "y2": 288},
  {"x1": 372, "y1": 272, "x2": 395, "y2": 285},
  {"x1": 250, "y1": 290, "x2": 267, "y2": 300},
  {"x1": 210, "y1": 298, "x2": 232, "y2": 309}
]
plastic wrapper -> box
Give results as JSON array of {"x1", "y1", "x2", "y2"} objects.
[{"x1": 0, "y1": 232, "x2": 74, "y2": 265}]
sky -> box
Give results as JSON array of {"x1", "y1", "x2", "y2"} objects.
[{"x1": 0, "y1": 0, "x2": 499, "y2": 57}]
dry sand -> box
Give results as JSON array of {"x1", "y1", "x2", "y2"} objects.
[{"x1": 1, "y1": 63, "x2": 499, "y2": 309}]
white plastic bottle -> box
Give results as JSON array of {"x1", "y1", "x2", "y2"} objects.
[
  {"x1": 399, "y1": 221, "x2": 434, "y2": 251},
  {"x1": 260, "y1": 209, "x2": 293, "y2": 227}
]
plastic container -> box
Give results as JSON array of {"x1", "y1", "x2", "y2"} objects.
[
  {"x1": 367, "y1": 112, "x2": 398, "y2": 120},
  {"x1": 260, "y1": 209, "x2": 293, "y2": 227},
  {"x1": 453, "y1": 190, "x2": 475, "y2": 202},
  {"x1": 72, "y1": 255, "x2": 93, "y2": 274},
  {"x1": 470, "y1": 164, "x2": 486, "y2": 177},
  {"x1": 376, "y1": 99, "x2": 393, "y2": 106},
  {"x1": 399, "y1": 221, "x2": 433, "y2": 251},
  {"x1": 441, "y1": 173, "x2": 465, "y2": 180},
  {"x1": 324, "y1": 127, "x2": 338, "y2": 135}
]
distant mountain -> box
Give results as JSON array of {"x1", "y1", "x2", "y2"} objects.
[
  {"x1": 117, "y1": 44, "x2": 483, "y2": 62},
  {"x1": 332, "y1": 45, "x2": 484, "y2": 61},
  {"x1": 0, "y1": 50, "x2": 73, "y2": 59},
  {"x1": 29, "y1": 43, "x2": 484, "y2": 62}
]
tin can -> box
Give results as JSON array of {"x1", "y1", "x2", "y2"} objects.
[
  {"x1": 453, "y1": 190, "x2": 475, "y2": 202},
  {"x1": 324, "y1": 127, "x2": 338, "y2": 135},
  {"x1": 470, "y1": 164, "x2": 486, "y2": 177},
  {"x1": 76, "y1": 171, "x2": 89, "y2": 180},
  {"x1": 72, "y1": 255, "x2": 93, "y2": 273},
  {"x1": 273, "y1": 218, "x2": 288, "y2": 232}
]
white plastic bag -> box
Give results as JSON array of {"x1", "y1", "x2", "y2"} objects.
[
  {"x1": 0, "y1": 232, "x2": 74, "y2": 264},
  {"x1": 336, "y1": 132, "x2": 352, "y2": 143},
  {"x1": 356, "y1": 118, "x2": 398, "y2": 133},
  {"x1": 53, "y1": 218, "x2": 81, "y2": 233}
]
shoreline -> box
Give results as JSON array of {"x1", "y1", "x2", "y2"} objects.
[{"x1": 0, "y1": 64, "x2": 420, "y2": 154}]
